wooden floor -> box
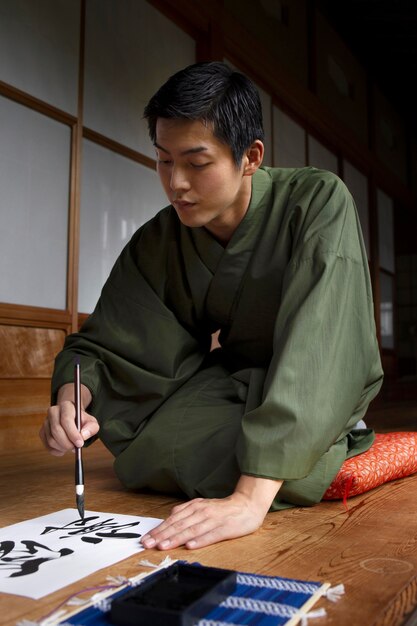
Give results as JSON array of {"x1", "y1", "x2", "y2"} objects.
[{"x1": 0, "y1": 399, "x2": 417, "y2": 626}]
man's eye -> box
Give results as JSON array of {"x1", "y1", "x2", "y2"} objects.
[
  {"x1": 191, "y1": 162, "x2": 210, "y2": 169},
  {"x1": 157, "y1": 159, "x2": 172, "y2": 165}
]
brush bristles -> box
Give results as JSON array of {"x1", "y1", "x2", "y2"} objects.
[{"x1": 76, "y1": 494, "x2": 85, "y2": 520}]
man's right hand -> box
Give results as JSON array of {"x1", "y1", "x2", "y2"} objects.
[{"x1": 39, "y1": 383, "x2": 99, "y2": 456}]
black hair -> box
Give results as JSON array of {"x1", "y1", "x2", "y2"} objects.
[{"x1": 143, "y1": 61, "x2": 264, "y2": 166}]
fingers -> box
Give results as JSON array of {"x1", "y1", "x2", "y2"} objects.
[
  {"x1": 184, "y1": 525, "x2": 235, "y2": 550},
  {"x1": 39, "y1": 401, "x2": 99, "y2": 456},
  {"x1": 142, "y1": 500, "x2": 206, "y2": 548},
  {"x1": 142, "y1": 510, "x2": 217, "y2": 550},
  {"x1": 80, "y1": 411, "x2": 100, "y2": 441},
  {"x1": 39, "y1": 420, "x2": 66, "y2": 457},
  {"x1": 40, "y1": 402, "x2": 77, "y2": 454},
  {"x1": 140, "y1": 495, "x2": 263, "y2": 551}
]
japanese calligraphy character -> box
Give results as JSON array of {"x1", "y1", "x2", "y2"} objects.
[
  {"x1": 0, "y1": 540, "x2": 73, "y2": 578},
  {"x1": 41, "y1": 515, "x2": 142, "y2": 543}
]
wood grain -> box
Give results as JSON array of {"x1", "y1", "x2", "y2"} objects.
[
  {"x1": 0, "y1": 325, "x2": 65, "y2": 378},
  {"x1": 1, "y1": 442, "x2": 417, "y2": 626},
  {"x1": 0, "y1": 379, "x2": 51, "y2": 451}
]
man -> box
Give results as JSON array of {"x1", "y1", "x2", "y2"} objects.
[{"x1": 40, "y1": 62, "x2": 383, "y2": 551}]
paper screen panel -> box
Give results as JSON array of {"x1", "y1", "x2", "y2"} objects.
[
  {"x1": 84, "y1": 0, "x2": 195, "y2": 158},
  {"x1": 0, "y1": 95, "x2": 70, "y2": 309},
  {"x1": 0, "y1": 0, "x2": 79, "y2": 114},
  {"x1": 78, "y1": 140, "x2": 167, "y2": 314}
]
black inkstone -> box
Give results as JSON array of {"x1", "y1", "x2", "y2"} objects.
[{"x1": 110, "y1": 562, "x2": 236, "y2": 626}]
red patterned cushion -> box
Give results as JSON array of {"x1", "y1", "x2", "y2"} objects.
[{"x1": 323, "y1": 432, "x2": 417, "y2": 508}]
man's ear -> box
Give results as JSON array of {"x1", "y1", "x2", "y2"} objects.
[{"x1": 243, "y1": 140, "x2": 264, "y2": 176}]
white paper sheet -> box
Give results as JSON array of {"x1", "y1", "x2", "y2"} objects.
[{"x1": 0, "y1": 509, "x2": 162, "y2": 599}]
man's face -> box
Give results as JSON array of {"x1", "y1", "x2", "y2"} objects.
[{"x1": 154, "y1": 118, "x2": 253, "y2": 243}]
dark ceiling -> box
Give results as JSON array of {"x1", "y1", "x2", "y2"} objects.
[{"x1": 317, "y1": 0, "x2": 417, "y2": 136}]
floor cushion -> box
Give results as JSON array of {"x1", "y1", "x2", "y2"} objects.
[{"x1": 323, "y1": 431, "x2": 417, "y2": 509}]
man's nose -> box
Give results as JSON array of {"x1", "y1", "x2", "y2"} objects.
[{"x1": 170, "y1": 166, "x2": 190, "y2": 191}]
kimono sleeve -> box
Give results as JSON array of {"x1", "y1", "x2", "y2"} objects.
[
  {"x1": 51, "y1": 223, "x2": 206, "y2": 456},
  {"x1": 236, "y1": 175, "x2": 383, "y2": 481}
]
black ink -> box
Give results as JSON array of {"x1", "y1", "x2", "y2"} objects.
[
  {"x1": 41, "y1": 516, "x2": 142, "y2": 543},
  {"x1": 0, "y1": 540, "x2": 73, "y2": 578}
]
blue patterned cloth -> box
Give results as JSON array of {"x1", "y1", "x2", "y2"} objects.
[{"x1": 59, "y1": 564, "x2": 326, "y2": 626}]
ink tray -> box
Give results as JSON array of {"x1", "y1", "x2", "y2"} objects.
[{"x1": 110, "y1": 562, "x2": 236, "y2": 626}]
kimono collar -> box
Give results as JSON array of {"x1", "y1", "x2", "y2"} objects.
[{"x1": 190, "y1": 167, "x2": 273, "y2": 274}]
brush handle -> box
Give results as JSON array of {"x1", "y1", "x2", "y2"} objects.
[
  {"x1": 74, "y1": 361, "x2": 84, "y2": 487},
  {"x1": 74, "y1": 362, "x2": 82, "y2": 433},
  {"x1": 75, "y1": 449, "x2": 84, "y2": 488}
]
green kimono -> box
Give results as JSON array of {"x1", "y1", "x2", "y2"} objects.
[{"x1": 52, "y1": 166, "x2": 383, "y2": 509}]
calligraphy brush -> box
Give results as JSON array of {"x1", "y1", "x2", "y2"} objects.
[{"x1": 74, "y1": 356, "x2": 85, "y2": 520}]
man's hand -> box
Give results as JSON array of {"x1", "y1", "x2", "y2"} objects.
[
  {"x1": 140, "y1": 475, "x2": 283, "y2": 550},
  {"x1": 39, "y1": 383, "x2": 99, "y2": 456}
]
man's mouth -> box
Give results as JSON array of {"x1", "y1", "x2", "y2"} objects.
[{"x1": 173, "y1": 199, "x2": 195, "y2": 210}]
